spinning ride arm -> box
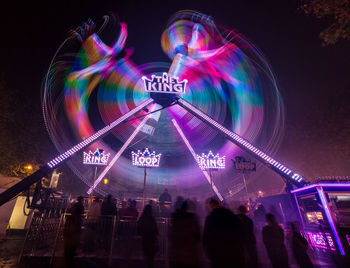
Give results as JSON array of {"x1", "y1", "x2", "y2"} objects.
[
  {"x1": 87, "y1": 104, "x2": 159, "y2": 194},
  {"x1": 176, "y1": 98, "x2": 307, "y2": 188},
  {"x1": 171, "y1": 119, "x2": 224, "y2": 201},
  {"x1": 0, "y1": 98, "x2": 154, "y2": 206}
]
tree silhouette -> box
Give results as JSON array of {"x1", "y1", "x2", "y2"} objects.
[
  {"x1": 300, "y1": 0, "x2": 350, "y2": 45},
  {"x1": 0, "y1": 75, "x2": 52, "y2": 177}
]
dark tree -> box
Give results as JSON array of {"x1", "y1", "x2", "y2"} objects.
[
  {"x1": 300, "y1": 0, "x2": 350, "y2": 45},
  {"x1": 0, "y1": 75, "x2": 52, "y2": 177}
]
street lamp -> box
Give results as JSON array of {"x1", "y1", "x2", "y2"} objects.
[{"x1": 25, "y1": 165, "x2": 33, "y2": 170}]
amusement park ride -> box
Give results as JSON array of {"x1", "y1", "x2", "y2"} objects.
[
  {"x1": 0, "y1": 12, "x2": 306, "y2": 205},
  {"x1": 0, "y1": 10, "x2": 350, "y2": 257}
]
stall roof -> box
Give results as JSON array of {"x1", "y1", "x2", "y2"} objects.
[{"x1": 291, "y1": 183, "x2": 350, "y2": 194}]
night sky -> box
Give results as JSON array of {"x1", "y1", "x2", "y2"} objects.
[{"x1": 1, "y1": 0, "x2": 350, "y2": 194}]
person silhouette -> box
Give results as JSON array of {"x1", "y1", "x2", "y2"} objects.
[
  {"x1": 100, "y1": 194, "x2": 117, "y2": 253},
  {"x1": 124, "y1": 199, "x2": 138, "y2": 219},
  {"x1": 101, "y1": 194, "x2": 117, "y2": 216},
  {"x1": 237, "y1": 205, "x2": 258, "y2": 268},
  {"x1": 159, "y1": 189, "x2": 172, "y2": 217},
  {"x1": 290, "y1": 223, "x2": 313, "y2": 268},
  {"x1": 159, "y1": 188, "x2": 172, "y2": 203},
  {"x1": 262, "y1": 213, "x2": 289, "y2": 268},
  {"x1": 64, "y1": 196, "x2": 84, "y2": 267},
  {"x1": 254, "y1": 204, "x2": 266, "y2": 230},
  {"x1": 169, "y1": 200, "x2": 201, "y2": 268},
  {"x1": 203, "y1": 198, "x2": 244, "y2": 268},
  {"x1": 137, "y1": 205, "x2": 159, "y2": 268}
]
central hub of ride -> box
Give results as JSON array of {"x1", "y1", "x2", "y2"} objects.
[{"x1": 142, "y1": 72, "x2": 187, "y2": 106}]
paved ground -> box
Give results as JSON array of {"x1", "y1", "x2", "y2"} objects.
[
  {"x1": 0, "y1": 235, "x2": 23, "y2": 268},
  {"x1": 0, "y1": 232, "x2": 340, "y2": 268}
]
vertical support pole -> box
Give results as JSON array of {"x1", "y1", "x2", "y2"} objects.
[
  {"x1": 293, "y1": 193, "x2": 305, "y2": 230},
  {"x1": 91, "y1": 166, "x2": 98, "y2": 197},
  {"x1": 209, "y1": 169, "x2": 213, "y2": 189},
  {"x1": 242, "y1": 173, "x2": 249, "y2": 205},
  {"x1": 143, "y1": 167, "x2": 147, "y2": 208},
  {"x1": 49, "y1": 213, "x2": 65, "y2": 267},
  {"x1": 108, "y1": 215, "x2": 117, "y2": 267},
  {"x1": 316, "y1": 186, "x2": 345, "y2": 255},
  {"x1": 165, "y1": 217, "x2": 169, "y2": 268}
]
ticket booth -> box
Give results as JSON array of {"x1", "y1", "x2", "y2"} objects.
[{"x1": 291, "y1": 183, "x2": 350, "y2": 256}]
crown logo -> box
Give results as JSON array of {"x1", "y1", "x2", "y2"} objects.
[
  {"x1": 132, "y1": 148, "x2": 161, "y2": 167},
  {"x1": 196, "y1": 151, "x2": 225, "y2": 169},
  {"x1": 142, "y1": 72, "x2": 187, "y2": 94},
  {"x1": 83, "y1": 149, "x2": 110, "y2": 165}
]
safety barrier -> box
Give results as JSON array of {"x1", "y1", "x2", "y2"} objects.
[
  {"x1": 19, "y1": 212, "x2": 62, "y2": 266},
  {"x1": 19, "y1": 213, "x2": 170, "y2": 267}
]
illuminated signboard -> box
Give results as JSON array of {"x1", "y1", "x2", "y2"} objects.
[
  {"x1": 232, "y1": 156, "x2": 256, "y2": 172},
  {"x1": 196, "y1": 151, "x2": 225, "y2": 170},
  {"x1": 132, "y1": 148, "x2": 161, "y2": 167},
  {"x1": 142, "y1": 72, "x2": 187, "y2": 94},
  {"x1": 307, "y1": 232, "x2": 336, "y2": 251},
  {"x1": 83, "y1": 149, "x2": 110, "y2": 165}
]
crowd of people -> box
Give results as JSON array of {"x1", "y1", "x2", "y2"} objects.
[{"x1": 63, "y1": 189, "x2": 313, "y2": 268}]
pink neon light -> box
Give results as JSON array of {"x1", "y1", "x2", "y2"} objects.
[
  {"x1": 291, "y1": 183, "x2": 350, "y2": 194},
  {"x1": 316, "y1": 187, "x2": 345, "y2": 255},
  {"x1": 307, "y1": 232, "x2": 336, "y2": 251}
]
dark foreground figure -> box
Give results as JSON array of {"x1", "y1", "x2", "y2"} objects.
[
  {"x1": 262, "y1": 213, "x2": 289, "y2": 268},
  {"x1": 169, "y1": 199, "x2": 201, "y2": 268},
  {"x1": 237, "y1": 205, "x2": 258, "y2": 268},
  {"x1": 169, "y1": 201, "x2": 200, "y2": 268},
  {"x1": 101, "y1": 194, "x2": 118, "y2": 253},
  {"x1": 290, "y1": 223, "x2": 313, "y2": 268},
  {"x1": 137, "y1": 204, "x2": 159, "y2": 268},
  {"x1": 203, "y1": 198, "x2": 245, "y2": 268},
  {"x1": 63, "y1": 196, "x2": 84, "y2": 268}
]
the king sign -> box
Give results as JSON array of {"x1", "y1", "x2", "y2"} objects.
[
  {"x1": 142, "y1": 73, "x2": 187, "y2": 94},
  {"x1": 197, "y1": 151, "x2": 225, "y2": 170},
  {"x1": 83, "y1": 149, "x2": 110, "y2": 165}
]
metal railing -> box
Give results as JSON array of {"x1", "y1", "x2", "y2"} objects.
[
  {"x1": 19, "y1": 213, "x2": 170, "y2": 267},
  {"x1": 18, "y1": 212, "x2": 62, "y2": 266}
]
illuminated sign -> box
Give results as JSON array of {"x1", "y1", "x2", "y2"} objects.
[
  {"x1": 307, "y1": 232, "x2": 336, "y2": 251},
  {"x1": 196, "y1": 151, "x2": 225, "y2": 170},
  {"x1": 83, "y1": 149, "x2": 110, "y2": 165},
  {"x1": 132, "y1": 148, "x2": 161, "y2": 167},
  {"x1": 142, "y1": 72, "x2": 187, "y2": 94},
  {"x1": 232, "y1": 156, "x2": 256, "y2": 172}
]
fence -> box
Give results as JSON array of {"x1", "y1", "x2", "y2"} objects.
[{"x1": 19, "y1": 213, "x2": 170, "y2": 267}]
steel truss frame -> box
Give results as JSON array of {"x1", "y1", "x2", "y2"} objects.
[{"x1": 0, "y1": 96, "x2": 306, "y2": 206}]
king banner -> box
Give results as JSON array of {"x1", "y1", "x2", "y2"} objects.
[
  {"x1": 83, "y1": 149, "x2": 110, "y2": 165},
  {"x1": 142, "y1": 72, "x2": 187, "y2": 94},
  {"x1": 197, "y1": 151, "x2": 226, "y2": 170}
]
